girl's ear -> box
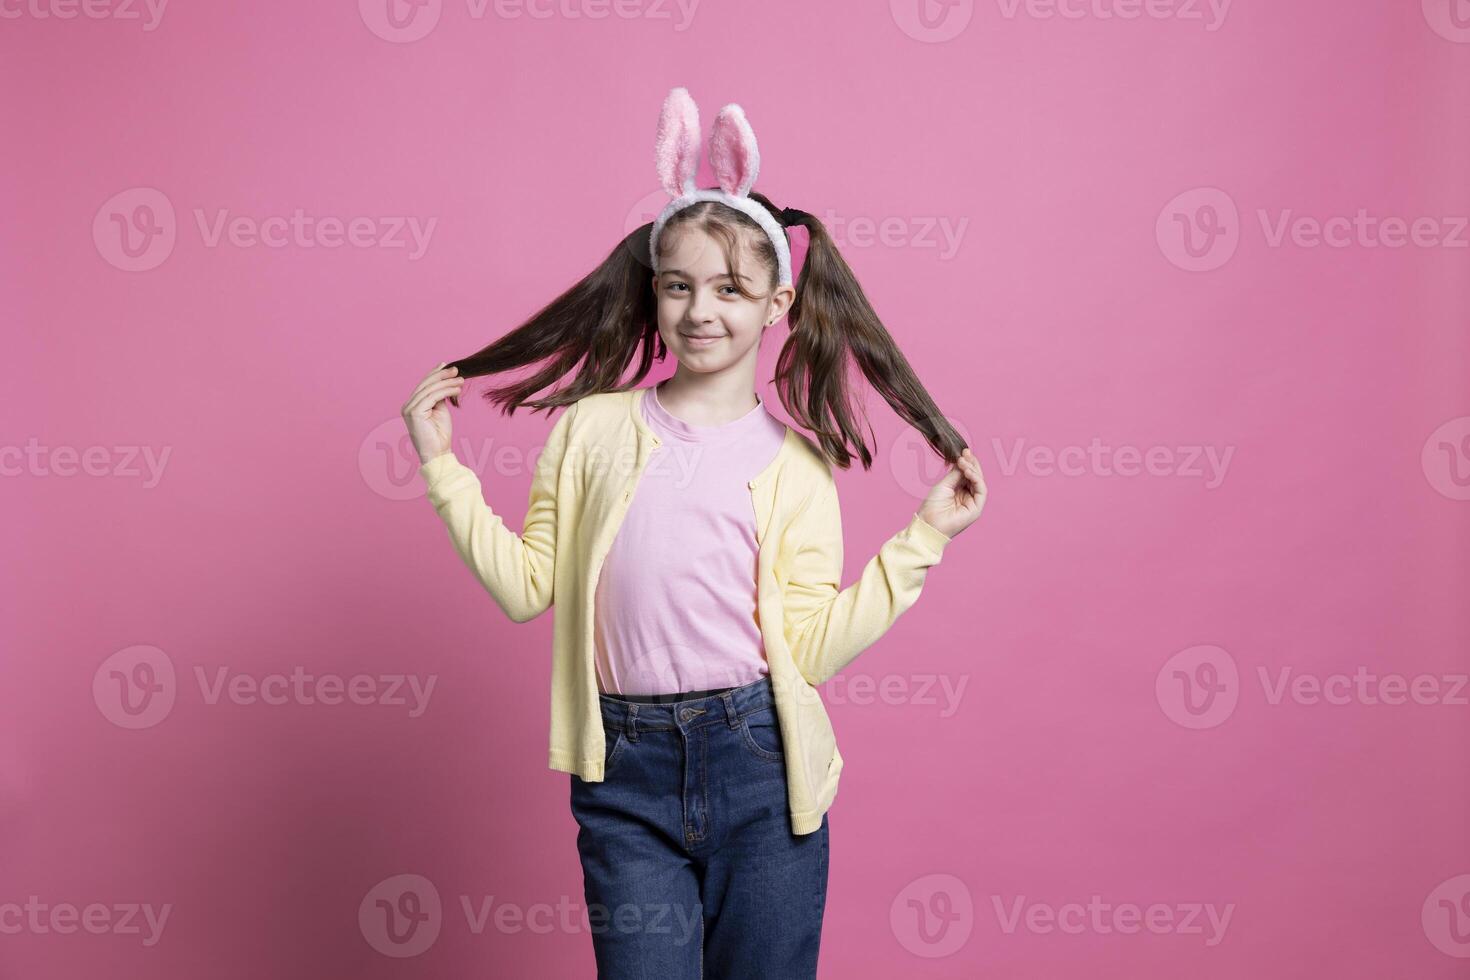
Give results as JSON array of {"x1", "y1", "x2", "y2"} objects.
[
  {"x1": 655, "y1": 87, "x2": 701, "y2": 198},
  {"x1": 708, "y1": 103, "x2": 761, "y2": 198}
]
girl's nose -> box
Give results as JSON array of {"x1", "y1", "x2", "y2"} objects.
[{"x1": 687, "y1": 294, "x2": 718, "y2": 324}]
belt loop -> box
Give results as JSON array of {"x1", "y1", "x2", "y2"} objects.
[
  {"x1": 625, "y1": 703, "x2": 640, "y2": 741},
  {"x1": 720, "y1": 690, "x2": 739, "y2": 729}
]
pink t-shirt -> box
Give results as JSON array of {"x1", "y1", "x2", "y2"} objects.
[{"x1": 592, "y1": 381, "x2": 789, "y2": 696}]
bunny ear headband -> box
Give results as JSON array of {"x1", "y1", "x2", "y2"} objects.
[{"x1": 650, "y1": 86, "x2": 794, "y2": 287}]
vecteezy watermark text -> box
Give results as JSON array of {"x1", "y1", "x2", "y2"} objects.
[
  {"x1": 992, "y1": 437, "x2": 1235, "y2": 489},
  {"x1": 0, "y1": 897, "x2": 171, "y2": 947},
  {"x1": 93, "y1": 188, "x2": 437, "y2": 272},
  {"x1": 1158, "y1": 188, "x2": 1468, "y2": 272},
  {"x1": 358, "y1": 0, "x2": 702, "y2": 42},
  {"x1": 0, "y1": 439, "x2": 171, "y2": 487},
  {"x1": 992, "y1": 894, "x2": 1234, "y2": 946},
  {"x1": 93, "y1": 646, "x2": 438, "y2": 728},
  {"x1": 193, "y1": 666, "x2": 436, "y2": 716},
  {"x1": 1157, "y1": 645, "x2": 1469, "y2": 729},
  {"x1": 0, "y1": 0, "x2": 168, "y2": 29},
  {"x1": 358, "y1": 874, "x2": 701, "y2": 957}
]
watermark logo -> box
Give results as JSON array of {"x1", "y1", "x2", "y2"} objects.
[
  {"x1": 891, "y1": 0, "x2": 974, "y2": 42},
  {"x1": 1156, "y1": 645, "x2": 1239, "y2": 729},
  {"x1": 94, "y1": 188, "x2": 176, "y2": 273},
  {"x1": 1423, "y1": 874, "x2": 1470, "y2": 957},
  {"x1": 359, "y1": 0, "x2": 444, "y2": 42},
  {"x1": 891, "y1": 873, "x2": 974, "y2": 957},
  {"x1": 624, "y1": 188, "x2": 668, "y2": 272},
  {"x1": 360, "y1": 874, "x2": 442, "y2": 957},
  {"x1": 1157, "y1": 187, "x2": 1239, "y2": 272},
  {"x1": 93, "y1": 645, "x2": 177, "y2": 730},
  {"x1": 361, "y1": 417, "x2": 435, "y2": 502},
  {"x1": 888, "y1": 415, "x2": 978, "y2": 501},
  {"x1": 1422, "y1": 0, "x2": 1470, "y2": 43},
  {"x1": 1422, "y1": 416, "x2": 1470, "y2": 501}
]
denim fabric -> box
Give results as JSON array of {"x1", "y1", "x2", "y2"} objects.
[{"x1": 569, "y1": 674, "x2": 830, "y2": 979}]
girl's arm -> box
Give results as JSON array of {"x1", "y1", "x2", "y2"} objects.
[
  {"x1": 782, "y1": 479, "x2": 952, "y2": 687},
  {"x1": 418, "y1": 401, "x2": 578, "y2": 623}
]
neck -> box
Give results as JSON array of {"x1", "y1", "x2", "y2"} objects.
[{"x1": 658, "y1": 369, "x2": 761, "y2": 426}]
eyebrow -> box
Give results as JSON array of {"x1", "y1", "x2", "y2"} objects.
[{"x1": 662, "y1": 270, "x2": 747, "y2": 283}]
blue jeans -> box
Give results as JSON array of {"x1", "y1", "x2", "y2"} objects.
[{"x1": 570, "y1": 674, "x2": 830, "y2": 979}]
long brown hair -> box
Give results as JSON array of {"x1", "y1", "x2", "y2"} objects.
[{"x1": 445, "y1": 190, "x2": 966, "y2": 470}]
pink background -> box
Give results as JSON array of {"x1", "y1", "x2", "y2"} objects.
[{"x1": 4, "y1": 0, "x2": 1469, "y2": 976}]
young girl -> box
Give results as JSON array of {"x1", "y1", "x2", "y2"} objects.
[{"x1": 400, "y1": 87, "x2": 987, "y2": 979}]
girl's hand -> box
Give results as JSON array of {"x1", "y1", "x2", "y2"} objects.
[
  {"x1": 401, "y1": 363, "x2": 464, "y2": 465},
  {"x1": 916, "y1": 447, "x2": 988, "y2": 540}
]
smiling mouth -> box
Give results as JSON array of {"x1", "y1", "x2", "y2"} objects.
[{"x1": 681, "y1": 334, "x2": 723, "y2": 345}]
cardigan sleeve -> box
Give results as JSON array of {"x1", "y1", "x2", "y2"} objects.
[
  {"x1": 782, "y1": 478, "x2": 953, "y2": 686},
  {"x1": 417, "y1": 401, "x2": 577, "y2": 624}
]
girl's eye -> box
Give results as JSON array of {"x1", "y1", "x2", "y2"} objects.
[{"x1": 664, "y1": 279, "x2": 735, "y2": 295}]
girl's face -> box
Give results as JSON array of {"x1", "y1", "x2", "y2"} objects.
[{"x1": 652, "y1": 225, "x2": 793, "y2": 378}]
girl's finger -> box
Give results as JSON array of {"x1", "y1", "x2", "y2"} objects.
[
  {"x1": 411, "y1": 366, "x2": 461, "y2": 397},
  {"x1": 405, "y1": 377, "x2": 465, "y2": 414},
  {"x1": 407, "y1": 365, "x2": 458, "y2": 401},
  {"x1": 420, "y1": 377, "x2": 466, "y2": 404},
  {"x1": 412, "y1": 385, "x2": 464, "y2": 416}
]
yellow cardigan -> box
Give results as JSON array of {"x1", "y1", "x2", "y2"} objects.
[{"x1": 418, "y1": 385, "x2": 952, "y2": 835}]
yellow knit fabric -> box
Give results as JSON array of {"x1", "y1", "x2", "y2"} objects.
[{"x1": 419, "y1": 386, "x2": 951, "y2": 835}]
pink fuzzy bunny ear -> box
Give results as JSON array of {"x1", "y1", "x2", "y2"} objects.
[
  {"x1": 708, "y1": 103, "x2": 760, "y2": 198},
  {"x1": 654, "y1": 87, "x2": 701, "y2": 199}
]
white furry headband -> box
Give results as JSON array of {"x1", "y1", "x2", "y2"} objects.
[{"x1": 649, "y1": 86, "x2": 794, "y2": 288}]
